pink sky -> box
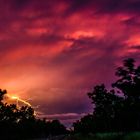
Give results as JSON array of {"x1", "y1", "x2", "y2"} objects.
[{"x1": 0, "y1": 0, "x2": 140, "y2": 126}]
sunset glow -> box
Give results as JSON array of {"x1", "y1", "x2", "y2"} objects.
[
  {"x1": 0, "y1": 0, "x2": 140, "y2": 125},
  {"x1": 11, "y1": 96, "x2": 18, "y2": 100},
  {"x1": 6, "y1": 94, "x2": 31, "y2": 107}
]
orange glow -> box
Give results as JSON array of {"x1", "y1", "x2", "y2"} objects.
[
  {"x1": 7, "y1": 94, "x2": 31, "y2": 107},
  {"x1": 11, "y1": 96, "x2": 18, "y2": 100},
  {"x1": 5, "y1": 94, "x2": 37, "y2": 116}
]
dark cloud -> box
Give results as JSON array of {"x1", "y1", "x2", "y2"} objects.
[
  {"x1": 45, "y1": 113, "x2": 85, "y2": 121},
  {"x1": 11, "y1": 0, "x2": 30, "y2": 10},
  {"x1": 63, "y1": 0, "x2": 140, "y2": 16},
  {"x1": 123, "y1": 16, "x2": 140, "y2": 26},
  {"x1": 28, "y1": 88, "x2": 92, "y2": 115},
  {"x1": 1, "y1": 0, "x2": 140, "y2": 20}
]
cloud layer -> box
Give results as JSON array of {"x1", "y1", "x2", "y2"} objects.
[{"x1": 0, "y1": 0, "x2": 140, "y2": 126}]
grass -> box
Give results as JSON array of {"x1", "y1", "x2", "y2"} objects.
[
  {"x1": 64, "y1": 132, "x2": 140, "y2": 140},
  {"x1": 123, "y1": 132, "x2": 140, "y2": 140}
]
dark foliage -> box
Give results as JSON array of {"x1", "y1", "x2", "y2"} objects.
[
  {"x1": 0, "y1": 90, "x2": 67, "y2": 139},
  {"x1": 73, "y1": 58, "x2": 140, "y2": 133}
]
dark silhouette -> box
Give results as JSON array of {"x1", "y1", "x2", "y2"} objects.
[
  {"x1": 0, "y1": 89, "x2": 67, "y2": 139},
  {"x1": 73, "y1": 58, "x2": 140, "y2": 133}
]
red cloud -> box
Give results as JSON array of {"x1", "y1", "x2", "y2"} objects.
[{"x1": 0, "y1": 0, "x2": 139, "y2": 126}]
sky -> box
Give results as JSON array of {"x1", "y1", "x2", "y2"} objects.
[{"x1": 0, "y1": 0, "x2": 140, "y2": 126}]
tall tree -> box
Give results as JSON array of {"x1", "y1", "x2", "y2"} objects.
[
  {"x1": 112, "y1": 58, "x2": 140, "y2": 98},
  {"x1": 112, "y1": 58, "x2": 140, "y2": 131},
  {"x1": 73, "y1": 58, "x2": 140, "y2": 133},
  {"x1": 88, "y1": 84, "x2": 123, "y2": 132}
]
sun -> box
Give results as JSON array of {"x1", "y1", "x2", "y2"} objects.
[
  {"x1": 5, "y1": 94, "x2": 37, "y2": 116},
  {"x1": 11, "y1": 96, "x2": 19, "y2": 100},
  {"x1": 7, "y1": 94, "x2": 31, "y2": 107}
]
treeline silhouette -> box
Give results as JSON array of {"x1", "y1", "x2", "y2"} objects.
[
  {"x1": 73, "y1": 58, "x2": 140, "y2": 133},
  {"x1": 0, "y1": 90, "x2": 67, "y2": 139},
  {"x1": 1, "y1": 58, "x2": 140, "y2": 139}
]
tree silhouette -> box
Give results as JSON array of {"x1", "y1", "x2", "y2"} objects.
[
  {"x1": 73, "y1": 114, "x2": 94, "y2": 133},
  {"x1": 112, "y1": 58, "x2": 140, "y2": 98},
  {"x1": 73, "y1": 58, "x2": 140, "y2": 133},
  {"x1": 88, "y1": 84, "x2": 124, "y2": 132},
  {"x1": 45, "y1": 120, "x2": 67, "y2": 136},
  {"x1": 112, "y1": 58, "x2": 140, "y2": 131},
  {"x1": 0, "y1": 89, "x2": 67, "y2": 139}
]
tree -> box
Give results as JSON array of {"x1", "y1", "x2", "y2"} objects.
[
  {"x1": 73, "y1": 58, "x2": 140, "y2": 133},
  {"x1": 88, "y1": 84, "x2": 124, "y2": 132},
  {"x1": 45, "y1": 120, "x2": 67, "y2": 136},
  {"x1": 112, "y1": 58, "x2": 140, "y2": 131},
  {"x1": 73, "y1": 114, "x2": 94, "y2": 133},
  {"x1": 112, "y1": 58, "x2": 140, "y2": 98},
  {"x1": 0, "y1": 89, "x2": 67, "y2": 139}
]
